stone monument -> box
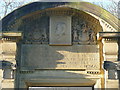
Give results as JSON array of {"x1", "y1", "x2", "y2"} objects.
[{"x1": 0, "y1": 2, "x2": 119, "y2": 90}]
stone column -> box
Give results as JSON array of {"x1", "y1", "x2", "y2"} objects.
[
  {"x1": 99, "y1": 32, "x2": 120, "y2": 88},
  {"x1": 1, "y1": 32, "x2": 22, "y2": 89},
  {"x1": 99, "y1": 18, "x2": 120, "y2": 88},
  {"x1": 103, "y1": 38, "x2": 119, "y2": 88}
]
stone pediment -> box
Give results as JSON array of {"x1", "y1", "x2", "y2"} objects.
[{"x1": 2, "y1": 7, "x2": 103, "y2": 45}]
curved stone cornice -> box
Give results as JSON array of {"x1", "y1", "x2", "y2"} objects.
[{"x1": 2, "y1": 2, "x2": 119, "y2": 31}]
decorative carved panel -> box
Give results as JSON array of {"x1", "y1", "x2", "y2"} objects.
[
  {"x1": 21, "y1": 16, "x2": 49, "y2": 44},
  {"x1": 72, "y1": 16, "x2": 97, "y2": 44}
]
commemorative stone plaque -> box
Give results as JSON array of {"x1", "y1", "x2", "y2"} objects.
[
  {"x1": 21, "y1": 45, "x2": 100, "y2": 70},
  {"x1": 49, "y1": 16, "x2": 71, "y2": 45}
]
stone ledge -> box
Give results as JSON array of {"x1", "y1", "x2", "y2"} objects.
[
  {"x1": 2, "y1": 79, "x2": 14, "y2": 82},
  {"x1": 0, "y1": 32, "x2": 22, "y2": 42},
  {"x1": 0, "y1": 32, "x2": 22, "y2": 37},
  {"x1": 99, "y1": 32, "x2": 120, "y2": 38}
]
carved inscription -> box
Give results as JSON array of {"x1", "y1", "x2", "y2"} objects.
[{"x1": 21, "y1": 45, "x2": 100, "y2": 70}]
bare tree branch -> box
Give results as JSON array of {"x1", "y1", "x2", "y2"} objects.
[
  {"x1": 2, "y1": 0, "x2": 25, "y2": 16},
  {"x1": 96, "y1": 0, "x2": 119, "y2": 17}
]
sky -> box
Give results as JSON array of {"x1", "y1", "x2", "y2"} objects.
[{"x1": 0, "y1": 0, "x2": 119, "y2": 19}]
